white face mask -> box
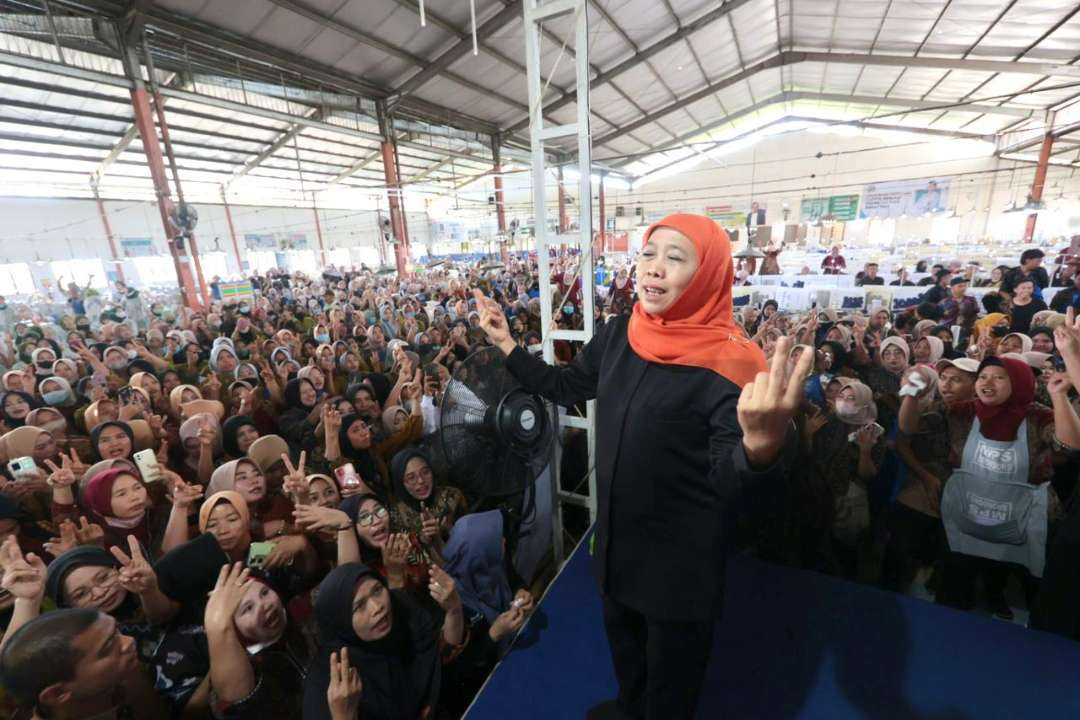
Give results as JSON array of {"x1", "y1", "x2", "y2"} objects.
[{"x1": 835, "y1": 399, "x2": 860, "y2": 419}]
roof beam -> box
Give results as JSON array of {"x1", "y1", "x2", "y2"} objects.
[
  {"x1": 227, "y1": 110, "x2": 320, "y2": 188},
  {"x1": 265, "y1": 0, "x2": 530, "y2": 116},
  {"x1": 592, "y1": 51, "x2": 1073, "y2": 149},
  {"x1": 387, "y1": 1, "x2": 522, "y2": 110},
  {"x1": 504, "y1": 0, "x2": 756, "y2": 134},
  {"x1": 608, "y1": 92, "x2": 997, "y2": 169}
]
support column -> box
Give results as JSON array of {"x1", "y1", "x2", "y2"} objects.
[
  {"x1": 598, "y1": 173, "x2": 606, "y2": 256},
  {"x1": 92, "y1": 185, "x2": 124, "y2": 284},
  {"x1": 148, "y1": 75, "x2": 209, "y2": 306},
  {"x1": 312, "y1": 197, "x2": 328, "y2": 267},
  {"x1": 220, "y1": 186, "x2": 244, "y2": 276},
  {"x1": 557, "y1": 164, "x2": 568, "y2": 234},
  {"x1": 492, "y1": 135, "x2": 509, "y2": 265},
  {"x1": 378, "y1": 103, "x2": 409, "y2": 277},
  {"x1": 123, "y1": 47, "x2": 199, "y2": 308},
  {"x1": 1023, "y1": 111, "x2": 1056, "y2": 243}
]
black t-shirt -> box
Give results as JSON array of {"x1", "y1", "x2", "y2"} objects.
[
  {"x1": 923, "y1": 285, "x2": 949, "y2": 304},
  {"x1": 1009, "y1": 298, "x2": 1048, "y2": 334},
  {"x1": 857, "y1": 276, "x2": 885, "y2": 286}
]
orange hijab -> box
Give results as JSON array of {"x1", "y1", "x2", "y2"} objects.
[{"x1": 628, "y1": 213, "x2": 767, "y2": 387}]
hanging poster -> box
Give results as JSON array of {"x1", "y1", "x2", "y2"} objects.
[
  {"x1": 860, "y1": 178, "x2": 950, "y2": 218},
  {"x1": 218, "y1": 280, "x2": 254, "y2": 302},
  {"x1": 120, "y1": 237, "x2": 154, "y2": 257},
  {"x1": 244, "y1": 233, "x2": 276, "y2": 249},
  {"x1": 704, "y1": 205, "x2": 747, "y2": 227},
  {"x1": 800, "y1": 195, "x2": 860, "y2": 223}
]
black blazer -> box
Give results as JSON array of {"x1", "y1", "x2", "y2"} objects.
[{"x1": 506, "y1": 315, "x2": 788, "y2": 621}]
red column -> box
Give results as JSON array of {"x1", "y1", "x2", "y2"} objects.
[
  {"x1": 1023, "y1": 127, "x2": 1055, "y2": 243},
  {"x1": 220, "y1": 187, "x2": 244, "y2": 276},
  {"x1": 128, "y1": 84, "x2": 200, "y2": 308},
  {"x1": 92, "y1": 185, "x2": 124, "y2": 284},
  {"x1": 312, "y1": 199, "x2": 328, "y2": 267},
  {"x1": 381, "y1": 141, "x2": 410, "y2": 276},
  {"x1": 557, "y1": 165, "x2": 568, "y2": 234},
  {"x1": 151, "y1": 91, "x2": 209, "y2": 307},
  {"x1": 492, "y1": 139, "x2": 509, "y2": 265}
]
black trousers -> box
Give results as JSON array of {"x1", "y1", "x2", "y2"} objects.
[{"x1": 601, "y1": 594, "x2": 715, "y2": 720}]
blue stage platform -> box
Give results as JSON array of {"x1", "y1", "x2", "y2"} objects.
[{"x1": 466, "y1": 535, "x2": 1080, "y2": 719}]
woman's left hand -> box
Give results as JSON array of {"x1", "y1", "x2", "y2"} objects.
[
  {"x1": 513, "y1": 589, "x2": 535, "y2": 614},
  {"x1": 1047, "y1": 371, "x2": 1073, "y2": 397},
  {"x1": 737, "y1": 335, "x2": 813, "y2": 467},
  {"x1": 428, "y1": 564, "x2": 461, "y2": 612}
]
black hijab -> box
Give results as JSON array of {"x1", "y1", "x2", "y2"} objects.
[
  {"x1": 284, "y1": 377, "x2": 315, "y2": 410},
  {"x1": 222, "y1": 414, "x2": 258, "y2": 458},
  {"x1": 89, "y1": 420, "x2": 135, "y2": 461},
  {"x1": 302, "y1": 563, "x2": 443, "y2": 720},
  {"x1": 390, "y1": 447, "x2": 433, "y2": 513},
  {"x1": 339, "y1": 493, "x2": 386, "y2": 564},
  {"x1": 337, "y1": 414, "x2": 383, "y2": 497}
]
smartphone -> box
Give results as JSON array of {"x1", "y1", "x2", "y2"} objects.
[
  {"x1": 423, "y1": 362, "x2": 440, "y2": 381},
  {"x1": 117, "y1": 386, "x2": 134, "y2": 404},
  {"x1": 6, "y1": 456, "x2": 37, "y2": 480},
  {"x1": 133, "y1": 449, "x2": 160, "y2": 483},
  {"x1": 334, "y1": 463, "x2": 361, "y2": 490},
  {"x1": 247, "y1": 541, "x2": 275, "y2": 569}
]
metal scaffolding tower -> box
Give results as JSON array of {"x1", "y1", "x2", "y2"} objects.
[{"x1": 523, "y1": 0, "x2": 597, "y2": 563}]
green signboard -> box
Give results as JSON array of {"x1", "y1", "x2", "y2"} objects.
[{"x1": 800, "y1": 194, "x2": 859, "y2": 223}]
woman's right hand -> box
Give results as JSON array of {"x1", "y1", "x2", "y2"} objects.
[
  {"x1": 489, "y1": 606, "x2": 527, "y2": 642},
  {"x1": 293, "y1": 504, "x2": 349, "y2": 532},
  {"x1": 327, "y1": 649, "x2": 363, "y2": 720},
  {"x1": 472, "y1": 289, "x2": 514, "y2": 353}
]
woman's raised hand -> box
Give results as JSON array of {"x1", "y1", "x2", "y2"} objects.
[
  {"x1": 737, "y1": 335, "x2": 813, "y2": 467},
  {"x1": 472, "y1": 289, "x2": 513, "y2": 351}
]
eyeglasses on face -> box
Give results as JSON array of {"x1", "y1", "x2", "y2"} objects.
[{"x1": 357, "y1": 506, "x2": 388, "y2": 527}]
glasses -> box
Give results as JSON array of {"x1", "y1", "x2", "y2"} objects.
[
  {"x1": 356, "y1": 506, "x2": 388, "y2": 527},
  {"x1": 66, "y1": 567, "x2": 119, "y2": 607},
  {"x1": 403, "y1": 467, "x2": 432, "y2": 485}
]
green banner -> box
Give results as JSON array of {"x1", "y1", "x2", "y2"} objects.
[{"x1": 800, "y1": 195, "x2": 859, "y2": 222}]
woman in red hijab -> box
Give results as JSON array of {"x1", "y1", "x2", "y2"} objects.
[{"x1": 475, "y1": 213, "x2": 812, "y2": 720}]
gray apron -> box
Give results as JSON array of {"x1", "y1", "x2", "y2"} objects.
[{"x1": 941, "y1": 417, "x2": 1048, "y2": 577}]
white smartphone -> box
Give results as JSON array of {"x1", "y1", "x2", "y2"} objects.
[
  {"x1": 6, "y1": 456, "x2": 37, "y2": 481},
  {"x1": 334, "y1": 463, "x2": 361, "y2": 490},
  {"x1": 133, "y1": 449, "x2": 160, "y2": 483}
]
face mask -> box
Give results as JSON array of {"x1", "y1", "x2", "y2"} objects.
[
  {"x1": 404, "y1": 311, "x2": 415, "y2": 319},
  {"x1": 115, "y1": 312, "x2": 127, "y2": 321},
  {"x1": 563, "y1": 306, "x2": 574, "y2": 316},
  {"x1": 35, "y1": 360, "x2": 53, "y2": 371},
  {"x1": 43, "y1": 389, "x2": 69, "y2": 406},
  {"x1": 106, "y1": 358, "x2": 127, "y2": 371},
  {"x1": 315, "y1": 334, "x2": 331, "y2": 344},
  {"x1": 238, "y1": 349, "x2": 251, "y2": 359},
  {"x1": 835, "y1": 399, "x2": 860, "y2": 419}
]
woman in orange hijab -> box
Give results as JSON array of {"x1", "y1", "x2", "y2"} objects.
[{"x1": 474, "y1": 213, "x2": 812, "y2": 720}]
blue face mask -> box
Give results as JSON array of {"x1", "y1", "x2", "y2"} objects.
[
  {"x1": 43, "y1": 389, "x2": 68, "y2": 406},
  {"x1": 315, "y1": 333, "x2": 331, "y2": 344}
]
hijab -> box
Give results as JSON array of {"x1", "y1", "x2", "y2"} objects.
[
  {"x1": 26, "y1": 407, "x2": 68, "y2": 437},
  {"x1": 975, "y1": 313, "x2": 1008, "y2": 340},
  {"x1": 337, "y1": 415, "x2": 382, "y2": 493},
  {"x1": 302, "y1": 563, "x2": 443, "y2": 720},
  {"x1": 441, "y1": 510, "x2": 512, "y2": 627},
  {"x1": 339, "y1": 493, "x2": 386, "y2": 563},
  {"x1": 1001, "y1": 333, "x2": 1034, "y2": 354},
  {"x1": 89, "y1": 420, "x2": 134, "y2": 461},
  {"x1": 82, "y1": 467, "x2": 144, "y2": 528},
  {"x1": 38, "y1": 376, "x2": 75, "y2": 407},
  {"x1": 917, "y1": 336, "x2": 945, "y2": 365},
  {"x1": 169, "y1": 384, "x2": 202, "y2": 415},
  {"x1": 284, "y1": 378, "x2": 316, "y2": 410},
  {"x1": 198, "y1": 490, "x2": 251, "y2": 534},
  {"x1": 627, "y1": 214, "x2": 767, "y2": 387},
  {"x1": 246, "y1": 434, "x2": 289, "y2": 474},
  {"x1": 44, "y1": 545, "x2": 122, "y2": 608},
  {"x1": 834, "y1": 380, "x2": 877, "y2": 426},
  {"x1": 879, "y1": 336, "x2": 910, "y2": 367},
  {"x1": 222, "y1": 415, "x2": 258, "y2": 458},
  {"x1": 0, "y1": 425, "x2": 47, "y2": 463},
  {"x1": 975, "y1": 356, "x2": 1035, "y2": 442},
  {"x1": 389, "y1": 447, "x2": 431, "y2": 512}
]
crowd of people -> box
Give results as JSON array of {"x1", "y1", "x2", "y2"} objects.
[{"x1": 0, "y1": 237, "x2": 1078, "y2": 719}]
